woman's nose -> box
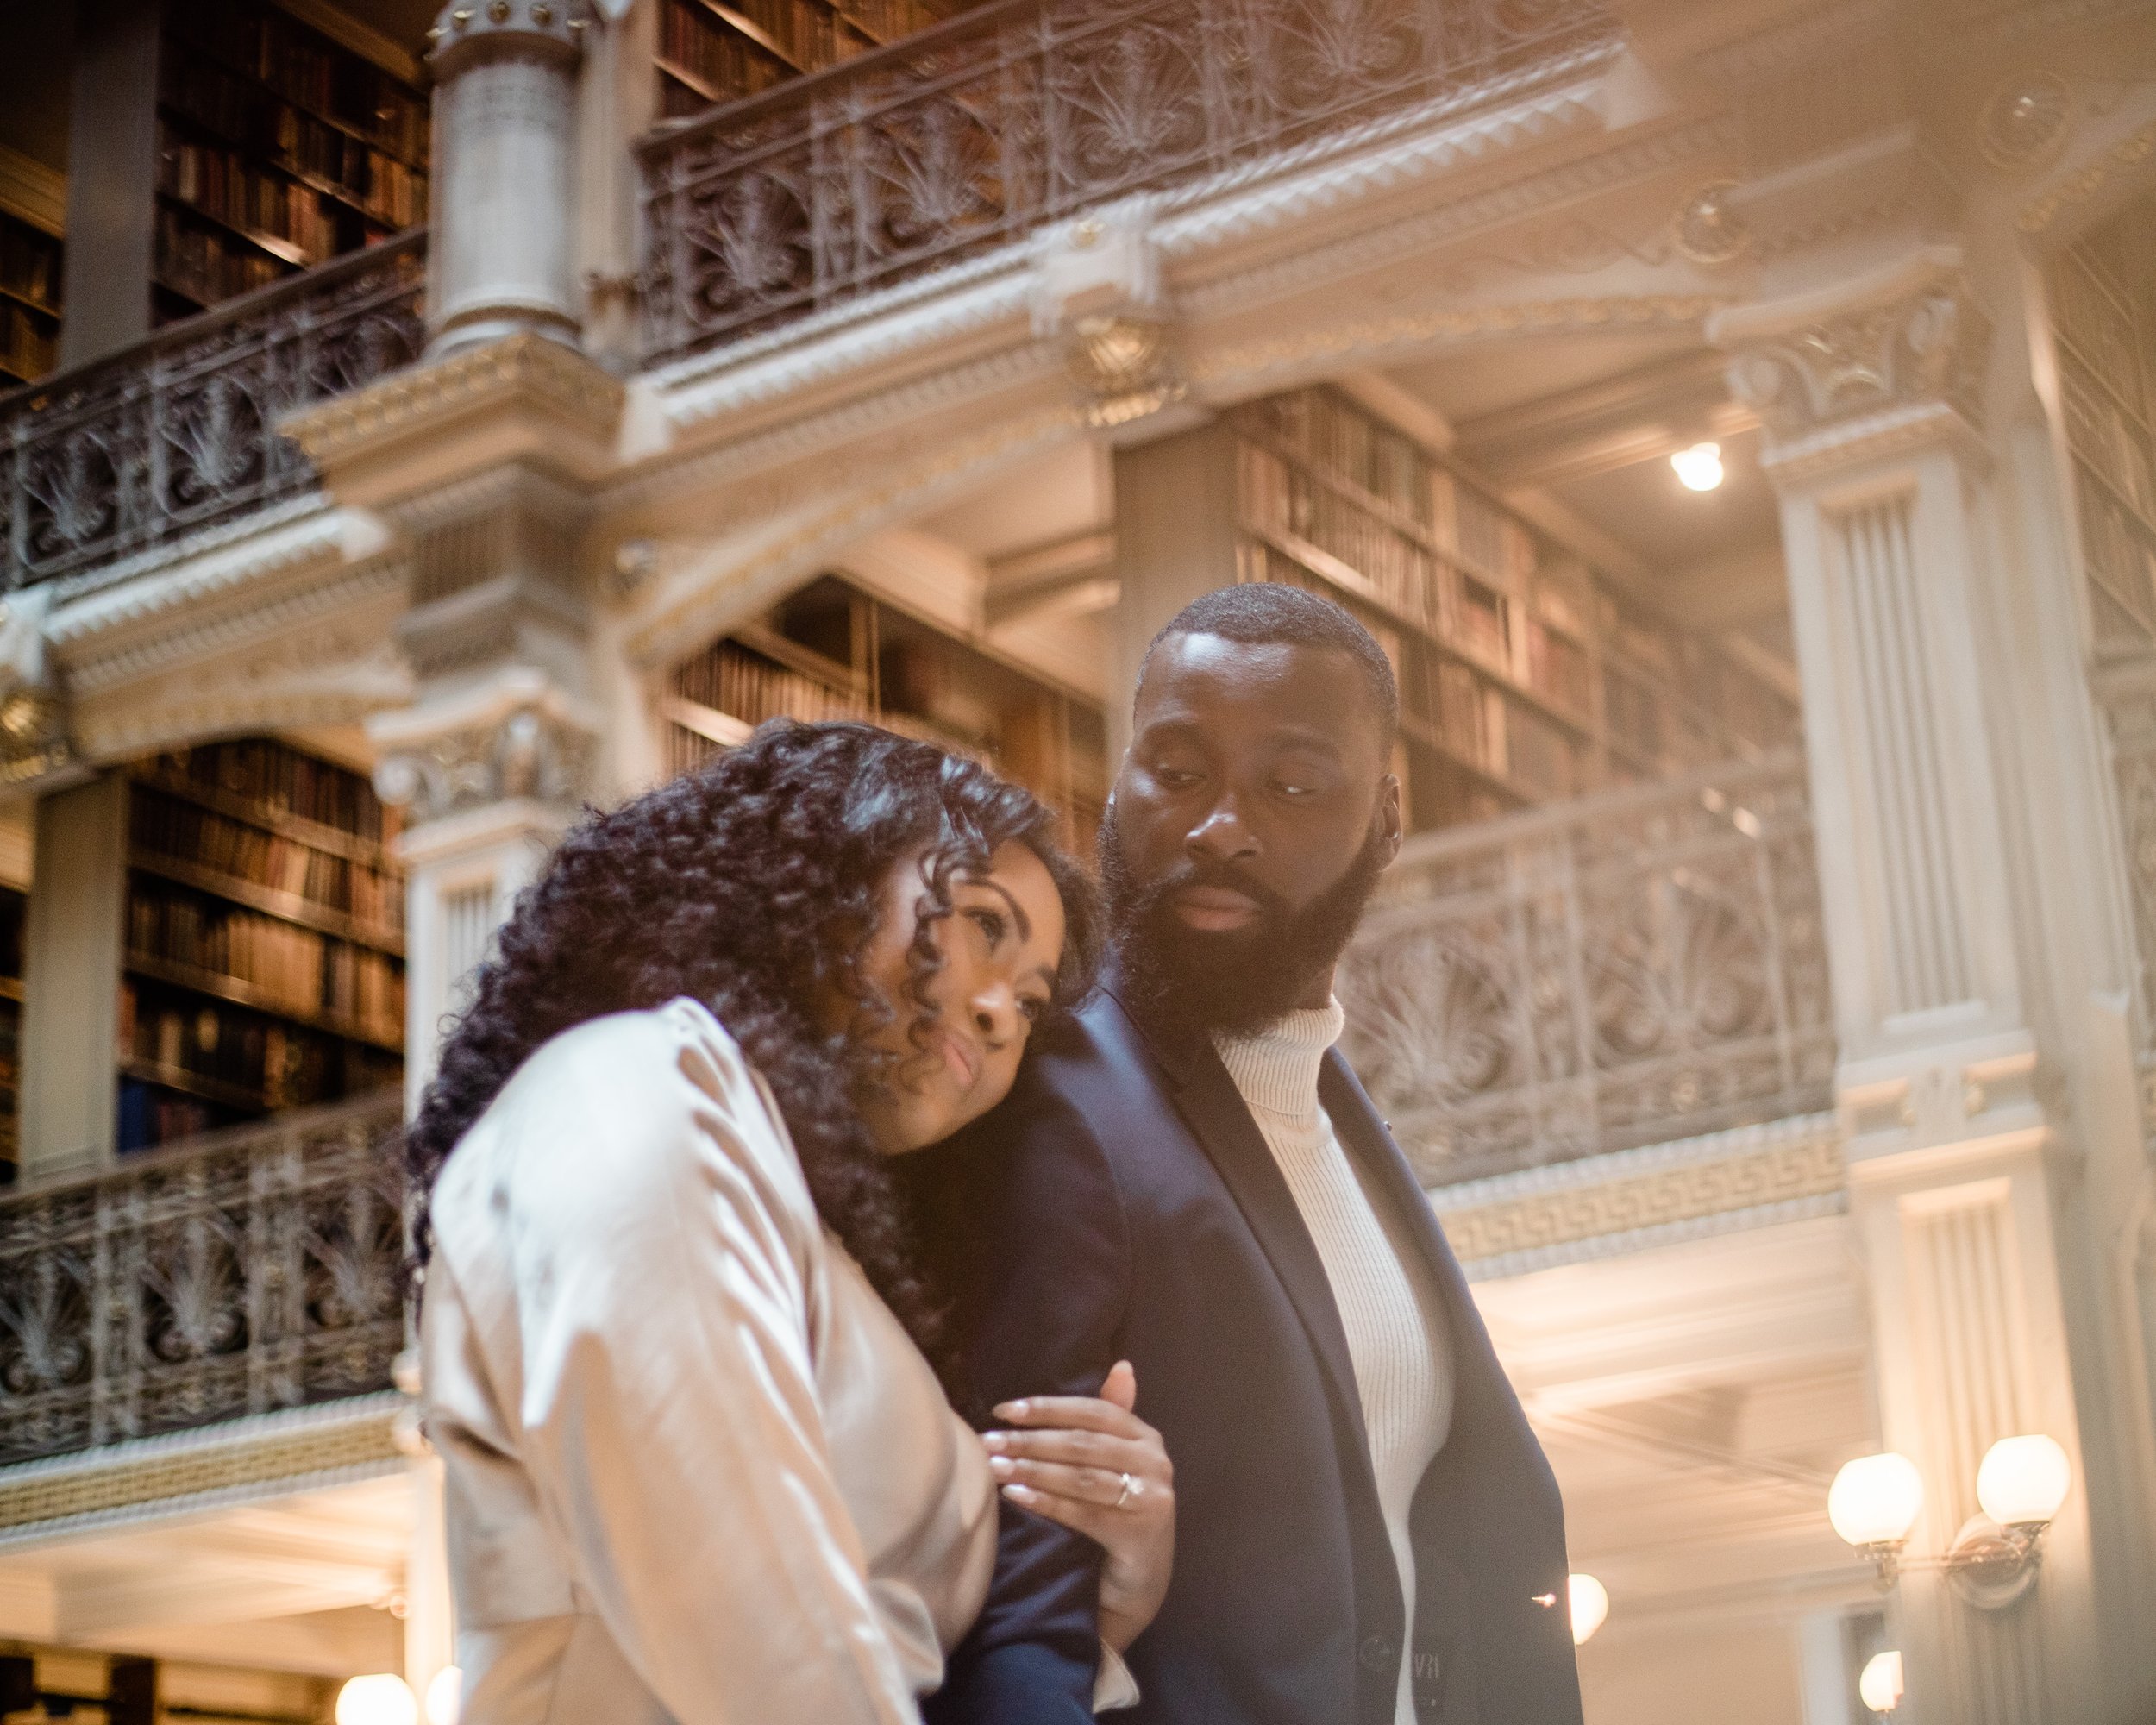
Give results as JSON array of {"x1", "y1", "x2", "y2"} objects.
[{"x1": 972, "y1": 981, "x2": 1018, "y2": 1045}]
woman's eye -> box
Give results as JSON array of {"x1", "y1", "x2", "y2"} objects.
[
  {"x1": 965, "y1": 906, "x2": 1007, "y2": 946},
  {"x1": 1018, "y1": 995, "x2": 1048, "y2": 1024}
]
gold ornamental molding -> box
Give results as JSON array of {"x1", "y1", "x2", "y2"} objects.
[
  {"x1": 281, "y1": 333, "x2": 626, "y2": 504},
  {"x1": 1432, "y1": 1113, "x2": 1846, "y2": 1280},
  {"x1": 2019, "y1": 116, "x2": 2156, "y2": 235},
  {"x1": 1191, "y1": 295, "x2": 1730, "y2": 392},
  {"x1": 0, "y1": 1395, "x2": 404, "y2": 1548}
]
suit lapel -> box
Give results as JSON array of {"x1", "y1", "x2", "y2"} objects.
[{"x1": 1096, "y1": 986, "x2": 1374, "y2": 1463}]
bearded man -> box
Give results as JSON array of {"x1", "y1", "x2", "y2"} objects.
[{"x1": 918, "y1": 585, "x2": 1584, "y2": 1725}]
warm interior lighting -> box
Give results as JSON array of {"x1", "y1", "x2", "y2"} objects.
[
  {"x1": 1828, "y1": 1452, "x2": 1926, "y2": 1549},
  {"x1": 335, "y1": 1675, "x2": 417, "y2": 1725},
  {"x1": 1566, "y1": 1572, "x2": 1608, "y2": 1646},
  {"x1": 424, "y1": 1667, "x2": 462, "y2": 1725},
  {"x1": 1670, "y1": 441, "x2": 1725, "y2": 491},
  {"x1": 1976, "y1": 1434, "x2": 2072, "y2": 1527},
  {"x1": 1858, "y1": 1649, "x2": 1905, "y2": 1715}
]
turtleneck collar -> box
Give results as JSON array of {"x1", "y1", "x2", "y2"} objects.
[{"x1": 1213, "y1": 999, "x2": 1346, "y2": 1125}]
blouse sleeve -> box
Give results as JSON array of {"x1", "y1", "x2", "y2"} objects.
[{"x1": 497, "y1": 1007, "x2": 923, "y2": 1724}]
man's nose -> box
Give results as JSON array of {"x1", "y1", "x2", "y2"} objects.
[{"x1": 1188, "y1": 797, "x2": 1258, "y2": 863}]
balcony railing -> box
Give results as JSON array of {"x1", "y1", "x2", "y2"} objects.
[
  {"x1": 1, "y1": 233, "x2": 427, "y2": 591},
  {"x1": 0, "y1": 1095, "x2": 405, "y2": 1466},
  {"x1": 1339, "y1": 750, "x2": 1834, "y2": 1185},
  {"x1": 640, "y1": 0, "x2": 1621, "y2": 364}
]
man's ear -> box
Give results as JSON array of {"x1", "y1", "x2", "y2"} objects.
[{"x1": 1375, "y1": 773, "x2": 1404, "y2": 867}]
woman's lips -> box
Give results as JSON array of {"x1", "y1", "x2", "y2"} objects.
[
  {"x1": 1174, "y1": 885, "x2": 1263, "y2": 932},
  {"x1": 940, "y1": 1028, "x2": 981, "y2": 1088}
]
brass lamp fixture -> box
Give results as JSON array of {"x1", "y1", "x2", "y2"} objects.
[{"x1": 1827, "y1": 1435, "x2": 2072, "y2": 1609}]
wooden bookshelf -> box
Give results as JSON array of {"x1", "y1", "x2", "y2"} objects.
[
  {"x1": 1233, "y1": 386, "x2": 1800, "y2": 833},
  {"x1": 656, "y1": 0, "x2": 979, "y2": 121},
  {"x1": 117, "y1": 737, "x2": 405, "y2": 1154},
  {"x1": 0, "y1": 212, "x2": 63, "y2": 389},
  {"x1": 152, "y1": 0, "x2": 429, "y2": 325},
  {"x1": 0, "y1": 887, "x2": 22, "y2": 1182},
  {"x1": 667, "y1": 573, "x2": 1109, "y2": 850}
]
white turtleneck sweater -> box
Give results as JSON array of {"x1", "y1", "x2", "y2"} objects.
[{"x1": 1214, "y1": 1001, "x2": 1452, "y2": 1725}]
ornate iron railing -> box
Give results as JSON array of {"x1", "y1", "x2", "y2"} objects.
[
  {"x1": 640, "y1": 0, "x2": 1621, "y2": 363},
  {"x1": 1339, "y1": 750, "x2": 1834, "y2": 1185},
  {"x1": 1, "y1": 234, "x2": 427, "y2": 590},
  {"x1": 0, "y1": 1095, "x2": 405, "y2": 1465}
]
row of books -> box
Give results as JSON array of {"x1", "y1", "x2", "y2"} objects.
[
  {"x1": 128, "y1": 880, "x2": 404, "y2": 1044},
  {"x1": 1240, "y1": 392, "x2": 1540, "y2": 586},
  {"x1": 130, "y1": 786, "x2": 403, "y2": 941},
  {"x1": 147, "y1": 741, "x2": 398, "y2": 850},
  {"x1": 165, "y1": 2, "x2": 429, "y2": 163},
  {"x1": 161, "y1": 55, "x2": 429, "y2": 229},
  {"x1": 121, "y1": 982, "x2": 338, "y2": 1112},
  {"x1": 674, "y1": 639, "x2": 873, "y2": 731},
  {"x1": 0, "y1": 302, "x2": 59, "y2": 384},
  {"x1": 116, "y1": 1082, "x2": 225, "y2": 1155},
  {"x1": 2059, "y1": 349, "x2": 2156, "y2": 524},
  {"x1": 661, "y1": 0, "x2": 795, "y2": 105},
  {"x1": 159, "y1": 130, "x2": 342, "y2": 265},
  {"x1": 154, "y1": 205, "x2": 288, "y2": 307},
  {"x1": 0, "y1": 216, "x2": 61, "y2": 312},
  {"x1": 1400, "y1": 648, "x2": 1583, "y2": 800}
]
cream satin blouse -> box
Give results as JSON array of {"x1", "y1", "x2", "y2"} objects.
[{"x1": 422, "y1": 1000, "x2": 1005, "y2": 1723}]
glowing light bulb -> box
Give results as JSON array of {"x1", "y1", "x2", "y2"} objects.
[
  {"x1": 1977, "y1": 1433, "x2": 2071, "y2": 1527},
  {"x1": 335, "y1": 1675, "x2": 417, "y2": 1725},
  {"x1": 1670, "y1": 441, "x2": 1725, "y2": 491},
  {"x1": 1858, "y1": 1649, "x2": 1905, "y2": 1715},
  {"x1": 1828, "y1": 1452, "x2": 1925, "y2": 1549},
  {"x1": 424, "y1": 1666, "x2": 462, "y2": 1725},
  {"x1": 1566, "y1": 1572, "x2": 1608, "y2": 1646}
]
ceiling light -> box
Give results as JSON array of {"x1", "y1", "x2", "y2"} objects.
[
  {"x1": 1567, "y1": 1573, "x2": 1608, "y2": 1646},
  {"x1": 1858, "y1": 1650, "x2": 1904, "y2": 1715},
  {"x1": 1670, "y1": 441, "x2": 1725, "y2": 491}
]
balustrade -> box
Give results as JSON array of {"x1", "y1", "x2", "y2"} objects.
[
  {"x1": 639, "y1": 0, "x2": 1620, "y2": 363},
  {"x1": 0, "y1": 1095, "x2": 404, "y2": 1465},
  {"x1": 1339, "y1": 750, "x2": 1834, "y2": 1183},
  {"x1": 1, "y1": 234, "x2": 427, "y2": 590}
]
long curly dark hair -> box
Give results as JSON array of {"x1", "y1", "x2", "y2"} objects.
[{"x1": 404, "y1": 720, "x2": 1099, "y2": 1358}]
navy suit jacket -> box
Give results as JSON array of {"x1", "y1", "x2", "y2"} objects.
[{"x1": 917, "y1": 983, "x2": 1584, "y2": 1725}]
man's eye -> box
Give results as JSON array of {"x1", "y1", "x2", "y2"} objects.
[
  {"x1": 1275, "y1": 780, "x2": 1319, "y2": 798},
  {"x1": 1151, "y1": 765, "x2": 1203, "y2": 789},
  {"x1": 966, "y1": 907, "x2": 1007, "y2": 945}
]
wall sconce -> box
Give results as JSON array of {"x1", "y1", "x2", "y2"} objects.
[
  {"x1": 1828, "y1": 1434, "x2": 2071, "y2": 1608},
  {"x1": 1567, "y1": 1573, "x2": 1608, "y2": 1646},
  {"x1": 1858, "y1": 1649, "x2": 1904, "y2": 1716},
  {"x1": 335, "y1": 1675, "x2": 417, "y2": 1725}
]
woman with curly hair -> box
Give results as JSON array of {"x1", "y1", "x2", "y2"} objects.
[{"x1": 411, "y1": 720, "x2": 1173, "y2": 1724}]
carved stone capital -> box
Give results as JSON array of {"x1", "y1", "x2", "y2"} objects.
[
  {"x1": 427, "y1": 0, "x2": 584, "y2": 77},
  {"x1": 1064, "y1": 314, "x2": 1186, "y2": 430},
  {"x1": 368, "y1": 668, "x2": 599, "y2": 828},
  {"x1": 0, "y1": 586, "x2": 73, "y2": 788},
  {"x1": 1708, "y1": 246, "x2": 1990, "y2": 467}
]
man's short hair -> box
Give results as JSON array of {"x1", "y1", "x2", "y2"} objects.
[{"x1": 1138, "y1": 583, "x2": 1399, "y2": 748}]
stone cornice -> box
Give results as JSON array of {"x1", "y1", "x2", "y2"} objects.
[
  {"x1": 0, "y1": 1393, "x2": 403, "y2": 1548},
  {"x1": 283, "y1": 333, "x2": 626, "y2": 502}
]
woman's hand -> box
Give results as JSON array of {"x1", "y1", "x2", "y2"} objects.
[{"x1": 984, "y1": 1361, "x2": 1175, "y2": 1654}]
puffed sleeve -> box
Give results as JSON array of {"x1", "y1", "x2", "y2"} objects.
[{"x1": 479, "y1": 1003, "x2": 924, "y2": 1724}]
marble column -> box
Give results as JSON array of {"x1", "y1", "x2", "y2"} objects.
[
  {"x1": 1714, "y1": 243, "x2": 2151, "y2": 1722},
  {"x1": 424, "y1": 0, "x2": 586, "y2": 361}
]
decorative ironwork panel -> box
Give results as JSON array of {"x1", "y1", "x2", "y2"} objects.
[
  {"x1": 2, "y1": 235, "x2": 426, "y2": 590},
  {"x1": 1340, "y1": 751, "x2": 1835, "y2": 1184},
  {"x1": 0, "y1": 1095, "x2": 404, "y2": 1465},
  {"x1": 640, "y1": 0, "x2": 1620, "y2": 362}
]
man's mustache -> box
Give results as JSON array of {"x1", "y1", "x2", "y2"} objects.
[{"x1": 1138, "y1": 859, "x2": 1292, "y2": 923}]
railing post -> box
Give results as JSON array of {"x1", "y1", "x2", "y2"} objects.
[{"x1": 425, "y1": 1, "x2": 586, "y2": 361}]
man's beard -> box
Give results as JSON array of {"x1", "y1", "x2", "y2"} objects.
[{"x1": 1098, "y1": 802, "x2": 1389, "y2": 1042}]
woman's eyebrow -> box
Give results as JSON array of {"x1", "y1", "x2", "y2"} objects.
[{"x1": 976, "y1": 878, "x2": 1034, "y2": 944}]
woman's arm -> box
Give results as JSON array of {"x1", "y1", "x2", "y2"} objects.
[{"x1": 500, "y1": 1018, "x2": 925, "y2": 1724}]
